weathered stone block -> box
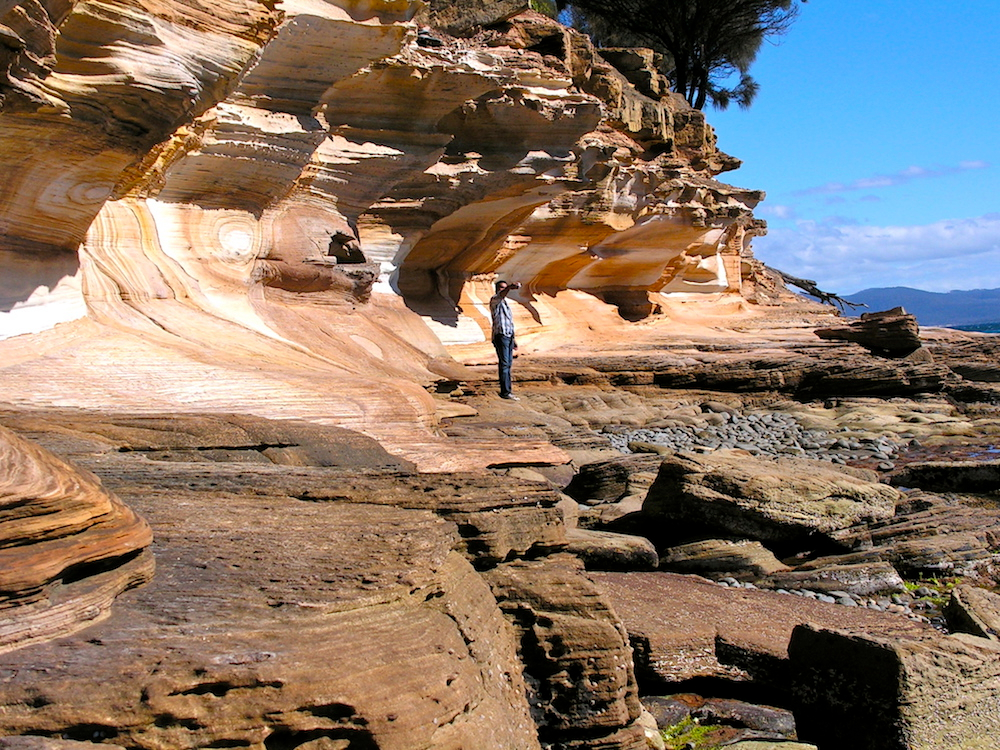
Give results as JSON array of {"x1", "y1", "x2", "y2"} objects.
[
  {"x1": 815, "y1": 307, "x2": 922, "y2": 355},
  {"x1": 660, "y1": 539, "x2": 789, "y2": 580},
  {"x1": 945, "y1": 584, "x2": 1000, "y2": 640},
  {"x1": 789, "y1": 624, "x2": 1000, "y2": 750},
  {"x1": 642, "y1": 450, "x2": 899, "y2": 549},
  {"x1": 566, "y1": 528, "x2": 658, "y2": 571},
  {"x1": 484, "y1": 554, "x2": 646, "y2": 748}
]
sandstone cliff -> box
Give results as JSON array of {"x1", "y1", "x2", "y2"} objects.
[
  {"x1": 0, "y1": 2, "x2": 857, "y2": 749},
  {"x1": 0, "y1": 0, "x2": 796, "y2": 472}
]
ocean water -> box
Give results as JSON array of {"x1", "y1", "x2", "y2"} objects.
[{"x1": 953, "y1": 322, "x2": 1000, "y2": 333}]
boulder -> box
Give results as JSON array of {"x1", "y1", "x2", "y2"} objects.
[
  {"x1": 789, "y1": 625, "x2": 1000, "y2": 750},
  {"x1": 660, "y1": 539, "x2": 789, "y2": 580},
  {"x1": 641, "y1": 695, "x2": 697, "y2": 729},
  {"x1": 815, "y1": 307, "x2": 922, "y2": 355},
  {"x1": 565, "y1": 453, "x2": 662, "y2": 505},
  {"x1": 636, "y1": 691, "x2": 801, "y2": 748},
  {"x1": 577, "y1": 490, "x2": 648, "y2": 529},
  {"x1": 566, "y1": 528, "x2": 659, "y2": 571},
  {"x1": 763, "y1": 560, "x2": 905, "y2": 597},
  {"x1": 644, "y1": 694, "x2": 796, "y2": 741},
  {"x1": 690, "y1": 698, "x2": 797, "y2": 739},
  {"x1": 945, "y1": 584, "x2": 1000, "y2": 640},
  {"x1": 641, "y1": 451, "x2": 899, "y2": 550}
]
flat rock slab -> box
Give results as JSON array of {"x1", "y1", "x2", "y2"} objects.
[
  {"x1": 1, "y1": 411, "x2": 416, "y2": 471},
  {"x1": 591, "y1": 572, "x2": 931, "y2": 689},
  {"x1": 642, "y1": 450, "x2": 899, "y2": 549}
]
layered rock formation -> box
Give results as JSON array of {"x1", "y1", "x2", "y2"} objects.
[
  {"x1": 0, "y1": 411, "x2": 647, "y2": 749},
  {"x1": 8, "y1": 0, "x2": 1000, "y2": 748},
  {"x1": 0, "y1": 424, "x2": 152, "y2": 653},
  {"x1": 0, "y1": 0, "x2": 789, "y2": 473},
  {"x1": 789, "y1": 625, "x2": 1000, "y2": 750},
  {"x1": 0, "y1": 1, "x2": 828, "y2": 746}
]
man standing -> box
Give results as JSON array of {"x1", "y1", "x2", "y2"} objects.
[{"x1": 490, "y1": 280, "x2": 521, "y2": 400}]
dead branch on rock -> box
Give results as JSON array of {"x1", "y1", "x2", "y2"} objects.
[{"x1": 768, "y1": 266, "x2": 867, "y2": 311}]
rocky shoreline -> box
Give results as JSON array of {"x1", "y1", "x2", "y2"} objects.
[
  {"x1": 2, "y1": 0, "x2": 1000, "y2": 746},
  {"x1": 603, "y1": 403, "x2": 910, "y2": 467},
  {"x1": 3, "y1": 326, "x2": 1000, "y2": 750}
]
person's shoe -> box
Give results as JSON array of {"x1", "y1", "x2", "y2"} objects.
[{"x1": 500, "y1": 393, "x2": 520, "y2": 401}]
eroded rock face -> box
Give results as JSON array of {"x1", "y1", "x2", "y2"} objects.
[
  {"x1": 0, "y1": 411, "x2": 649, "y2": 749},
  {"x1": 788, "y1": 625, "x2": 1000, "y2": 750},
  {"x1": 0, "y1": 0, "x2": 782, "y2": 472},
  {"x1": 641, "y1": 450, "x2": 900, "y2": 551},
  {"x1": 484, "y1": 554, "x2": 646, "y2": 750},
  {"x1": 0, "y1": 424, "x2": 152, "y2": 653}
]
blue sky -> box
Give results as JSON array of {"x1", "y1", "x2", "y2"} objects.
[{"x1": 707, "y1": 0, "x2": 1000, "y2": 295}]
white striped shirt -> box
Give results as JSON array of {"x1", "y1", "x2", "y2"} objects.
[{"x1": 490, "y1": 295, "x2": 515, "y2": 337}]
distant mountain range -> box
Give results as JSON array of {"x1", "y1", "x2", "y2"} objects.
[{"x1": 843, "y1": 286, "x2": 1000, "y2": 328}]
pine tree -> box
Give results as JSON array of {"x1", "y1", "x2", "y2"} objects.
[{"x1": 561, "y1": 0, "x2": 801, "y2": 110}]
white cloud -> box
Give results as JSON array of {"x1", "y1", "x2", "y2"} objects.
[
  {"x1": 759, "y1": 204, "x2": 796, "y2": 219},
  {"x1": 794, "y1": 160, "x2": 990, "y2": 197},
  {"x1": 750, "y1": 213, "x2": 1000, "y2": 294}
]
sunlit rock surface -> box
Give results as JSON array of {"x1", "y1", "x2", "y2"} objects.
[
  {"x1": 0, "y1": 0, "x2": 787, "y2": 472},
  {"x1": 4, "y1": 2, "x2": 993, "y2": 748},
  {"x1": 0, "y1": 424, "x2": 152, "y2": 654},
  {"x1": 0, "y1": 411, "x2": 655, "y2": 748}
]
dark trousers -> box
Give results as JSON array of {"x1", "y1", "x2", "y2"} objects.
[{"x1": 492, "y1": 333, "x2": 514, "y2": 396}]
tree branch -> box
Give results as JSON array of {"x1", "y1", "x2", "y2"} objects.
[{"x1": 768, "y1": 266, "x2": 867, "y2": 312}]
